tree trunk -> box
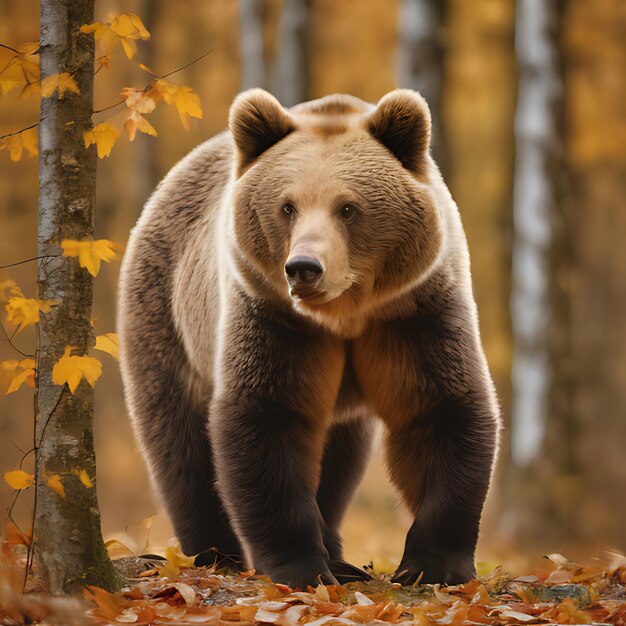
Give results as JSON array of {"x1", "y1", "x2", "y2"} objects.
[
  {"x1": 441, "y1": 0, "x2": 516, "y2": 557},
  {"x1": 396, "y1": 0, "x2": 447, "y2": 171},
  {"x1": 532, "y1": 0, "x2": 626, "y2": 552},
  {"x1": 499, "y1": 0, "x2": 563, "y2": 549},
  {"x1": 271, "y1": 0, "x2": 311, "y2": 106},
  {"x1": 34, "y1": 0, "x2": 120, "y2": 593},
  {"x1": 239, "y1": 0, "x2": 266, "y2": 89}
]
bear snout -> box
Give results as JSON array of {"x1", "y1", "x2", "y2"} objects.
[{"x1": 285, "y1": 256, "x2": 324, "y2": 288}]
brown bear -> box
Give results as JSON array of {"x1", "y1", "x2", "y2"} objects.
[{"x1": 118, "y1": 88, "x2": 500, "y2": 589}]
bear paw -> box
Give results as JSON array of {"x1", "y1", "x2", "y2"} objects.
[
  {"x1": 392, "y1": 551, "x2": 476, "y2": 586},
  {"x1": 268, "y1": 556, "x2": 338, "y2": 589}
]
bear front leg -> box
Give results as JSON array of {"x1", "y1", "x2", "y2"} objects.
[
  {"x1": 387, "y1": 392, "x2": 498, "y2": 585},
  {"x1": 210, "y1": 294, "x2": 345, "y2": 588},
  {"x1": 211, "y1": 395, "x2": 336, "y2": 587}
]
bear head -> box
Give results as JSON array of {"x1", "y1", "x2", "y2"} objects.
[{"x1": 227, "y1": 88, "x2": 443, "y2": 337}]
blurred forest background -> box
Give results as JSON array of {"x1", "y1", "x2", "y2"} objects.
[{"x1": 1, "y1": 0, "x2": 624, "y2": 572}]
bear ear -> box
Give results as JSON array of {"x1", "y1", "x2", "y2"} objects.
[
  {"x1": 229, "y1": 89, "x2": 295, "y2": 176},
  {"x1": 366, "y1": 89, "x2": 431, "y2": 173}
]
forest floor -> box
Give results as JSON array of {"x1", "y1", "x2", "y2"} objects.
[{"x1": 1, "y1": 537, "x2": 625, "y2": 625}]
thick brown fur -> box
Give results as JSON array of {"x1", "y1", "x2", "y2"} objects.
[{"x1": 118, "y1": 88, "x2": 500, "y2": 588}]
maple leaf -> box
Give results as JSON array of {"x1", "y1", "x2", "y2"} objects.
[
  {"x1": 121, "y1": 88, "x2": 158, "y2": 141},
  {"x1": 0, "y1": 128, "x2": 38, "y2": 162},
  {"x1": 83, "y1": 123, "x2": 120, "y2": 158},
  {"x1": 124, "y1": 110, "x2": 157, "y2": 141},
  {"x1": 95, "y1": 333, "x2": 120, "y2": 360},
  {"x1": 61, "y1": 238, "x2": 116, "y2": 277},
  {"x1": 40, "y1": 72, "x2": 80, "y2": 98},
  {"x1": 5, "y1": 296, "x2": 58, "y2": 333},
  {"x1": 150, "y1": 80, "x2": 203, "y2": 129},
  {"x1": 52, "y1": 346, "x2": 102, "y2": 393},
  {"x1": 3, "y1": 358, "x2": 36, "y2": 394},
  {"x1": 46, "y1": 474, "x2": 66, "y2": 498},
  {"x1": 4, "y1": 470, "x2": 34, "y2": 491},
  {"x1": 0, "y1": 42, "x2": 39, "y2": 95},
  {"x1": 80, "y1": 13, "x2": 150, "y2": 60}
]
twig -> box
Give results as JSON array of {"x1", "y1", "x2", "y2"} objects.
[
  {"x1": 92, "y1": 47, "x2": 213, "y2": 115},
  {"x1": 0, "y1": 122, "x2": 40, "y2": 141},
  {"x1": 0, "y1": 43, "x2": 21, "y2": 54},
  {"x1": 0, "y1": 323, "x2": 34, "y2": 358},
  {"x1": 158, "y1": 49, "x2": 213, "y2": 81},
  {"x1": 0, "y1": 254, "x2": 58, "y2": 269}
]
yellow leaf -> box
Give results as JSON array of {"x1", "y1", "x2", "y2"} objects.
[
  {"x1": 94, "y1": 333, "x2": 119, "y2": 360},
  {"x1": 160, "y1": 542, "x2": 195, "y2": 577},
  {"x1": 0, "y1": 44, "x2": 39, "y2": 95},
  {"x1": 124, "y1": 110, "x2": 157, "y2": 142},
  {"x1": 83, "y1": 123, "x2": 119, "y2": 159},
  {"x1": 80, "y1": 13, "x2": 149, "y2": 59},
  {"x1": 5, "y1": 296, "x2": 58, "y2": 333},
  {"x1": 52, "y1": 346, "x2": 102, "y2": 393},
  {"x1": 20, "y1": 127, "x2": 38, "y2": 157},
  {"x1": 4, "y1": 470, "x2": 34, "y2": 491},
  {"x1": 174, "y1": 86, "x2": 203, "y2": 120},
  {"x1": 1, "y1": 135, "x2": 24, "y2": 162},
  {"x1": 40, "y1": 72, "x2": 80, "y2": 98},
  {"x1": 0, "y1": 58, "x2": 25, "y2": 95},
  {"x1": 151, "y1": 80, "x2": 203, "y2": 129},
  {"x1": 61, "y1": 238, "x2": 116, "y2": 277},
  {"x1": 122, "y1": 88, "x2": 156, "y2": 114},
  {"x1": 138, "y1": 62, "x2": 156, "y2": 75},
  {"x1": 6, "y1": 358, "x2": 36, "y2": 394},
  {"x1": 119, "y1": 38, "x2": 137, "y2": 60},
  {"x1": 77, "y1": 468, "x2": 94, "y2": 488},
  {"x1": 46, "y1": 474, "x2": 65, "y2": 498}
]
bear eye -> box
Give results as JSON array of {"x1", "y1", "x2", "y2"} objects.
[
  {"x1": 282, "y1": 203, "x2": 295, "y2": 216},
  {"x1": 340, "y1": 204, "x2": 357, "y2": 220}
]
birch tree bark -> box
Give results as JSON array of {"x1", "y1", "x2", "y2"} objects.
[
  {"x1": 34, "y1": 0, "x2": 119, "y2": 593},
  {"x1": 536, "y1": 0, "x2": 626, "y2": 550},
  {"x1": 396, "y1": 0, "x2": 447, "y2": 171},
  {"x1": 271, "y1": 0, "x2": 310, "y2": 106},
  {"x1": 239, "y1": 0, "x2": 266, "y2": 89}
]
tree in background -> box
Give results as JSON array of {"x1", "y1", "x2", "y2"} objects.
[
  {"x1": 516, "y1": 0, "x2": 626, "y2": 552},
  {"x1": 396, "y1": 0, "x2": 447, "y2": 170}
]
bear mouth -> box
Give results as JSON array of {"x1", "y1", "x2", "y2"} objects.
[{"x1": 289, "y1": 285, "x2": 329, "y2": 305}]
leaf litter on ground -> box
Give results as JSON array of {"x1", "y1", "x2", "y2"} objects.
[{"x1": 1, "y1": 529, "x2": 625, "y2": 625}]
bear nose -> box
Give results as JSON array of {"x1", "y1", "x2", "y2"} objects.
[{"x1": 285, "y1": 256, "x2": 323, "y2": 286}]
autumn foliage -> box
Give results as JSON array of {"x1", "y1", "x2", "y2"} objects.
[
  {"x1": 0, "y1": 12, "x2": 204, "y2": 585},
  {"x1": 0, "y1": 12, "x2": 203, "y2": 162}
]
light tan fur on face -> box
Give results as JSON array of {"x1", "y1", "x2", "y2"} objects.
[{"x1": 227, "y1": 91, "x2": 445, "y2": 338}]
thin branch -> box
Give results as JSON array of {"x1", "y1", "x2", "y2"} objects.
[
  {"x1": 6, "y1": 436, "x2": 26, "y2": 455},
  {"x1": 0, "y1": 254, "x2": 58, "y2": 269},
  {"x1": 0, "y1": 122, "x2": 40, "y2": 141},
  {"x1": 92, "y1": 98, "x2": 125, "y2": 115},
  {"x1": 0, "y1": 323, "x2": 34, "y2": 358},
  {"x1": 92, "y1": 48, "x2": 213, "y2": 115},
  {"x1": 158, "y1": 48, "x2": 213, "y2": 81},
  {"x1": 0, "y1": 43, "x2": 20, "y2": 54}
]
